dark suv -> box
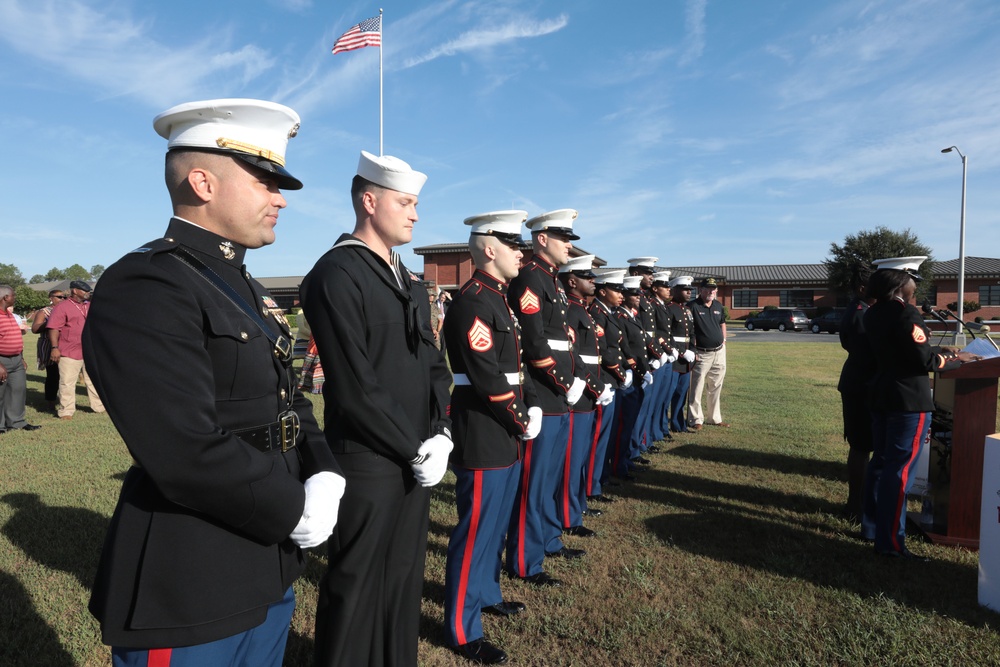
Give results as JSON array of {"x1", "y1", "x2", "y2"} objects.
[{"x1": 744, "y1": 308, "x2": 810, "y2": 332}]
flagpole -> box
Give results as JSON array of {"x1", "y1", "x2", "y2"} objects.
[{"x1": 379, "y1": 7, "x2": 384, "y2": 156}]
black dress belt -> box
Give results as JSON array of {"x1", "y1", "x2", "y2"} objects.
[
  {"x1": 694, "y1": 344, "x2": 724, "y2": 352},
  {"x1": 233, "y1": 410, "x2": 300, "y2": 453}
]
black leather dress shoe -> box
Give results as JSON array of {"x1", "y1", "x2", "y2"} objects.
[
  {"x1": 878, "y1": 548, "x2": 930, "y2": 562},
  {"x1": 647, "y1": 445, "x2": 661, "y2": 453},
  {"x1": 455, "y1": 638, "x2": 508, "y2": 665},
  {"x1": 519, "y1": 572, "x2": 562, "y2": 587},
  {"x1": 632, "y1": 456, "x2": 651, "y2": 465},
  {"x1": 20, "y1": 424, "x2": 42, "y2": 431},
  {"x1": 583, "y1": 507, "x2": 603, "y2": 517},
  {"x1": 563, "y1": 525, "x2": 596, "y2": 538},
  {"x1": 605, "y1": 479, "x2": 622, "y2": 487},
  {"x1": 545, "y1": 546, "x2": 586, "y2": 559},
  {"x1": 587, "y1": 494, "x2": 616, "y2": 503},
  {"x1": 483, "y1": 600, "x2": 526, "y2": 616},
  {"x1": 619, "y1": 473, "x2": 636, "y2": 481}
]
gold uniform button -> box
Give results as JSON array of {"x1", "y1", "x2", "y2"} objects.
[
  {"x1": 280, "y1": 389, "x2": 288, "y2": 401},
  {"x1": 164, "y1": 237, "x2": 174, "y2": 242},
  {"x1": 240, "y1": 331, "x2": 249, "y2": 340}
]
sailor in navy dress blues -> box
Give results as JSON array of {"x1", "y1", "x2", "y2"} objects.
[
  {"x1": 557, "y1": 255, "x2": 613, "y2": 536},
  {"x1": 302, "y1": 151, "x2": 453, "y2": 667},
  {"x1": 506, "y1": 209, "x2": 588, "y2": 586},
  {"x1": 861, "y1": 256, "x2": 977, "y2": 560},
  {"x1": 83, "y1": 99, "x2": 345, "y2": 667},
  {"x1": 443, "y1": 211, "x2": 541, "y2": 666},
  {"x1": 665, "y1": 276, "x2": 698, "y2": 433},
  {"x1": 586, "y1": 269, "x2": 631, "y2": 500}
]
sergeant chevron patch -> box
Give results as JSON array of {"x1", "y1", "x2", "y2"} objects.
[
  {"x1": 468, "y1": 317, "x2": 493, "y2": 351},
  {"x1": 519, "y1": 288, "x2": 540, "y2": 315}
]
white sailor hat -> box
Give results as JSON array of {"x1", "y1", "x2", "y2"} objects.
[
  {"x1": 559, "y1": 254, "x2": 597, "y2": 278},
  {"x1": 622, "y1": 275, "x2": 644, "y2": 294},
  {"x1": 872, "y1": 256, "x2": 927, "y2": 281},
  {"x1": 464, "y1": 210, "x2": 527, "y2": 245},
  {"x1": 652, "y1": 270, "x2": 673, "y2": 286},
  {"x1": 668, "y1": 275, "x2": 695, "y2": 289},
  {"x1": 357, "y1": 150, "x2": 428, "y2": 196},
  {"x1": 594, "y1": 269, "x2": 627, "y2": 289},
  {"x1": 627, "y1": 256, "x2": 658, "y2": 273},
  {"x1": 526, "y1": 209, "x2": 580, "y2": 241},
  {"x1": 153, "y1": 98, "x2": 303, "y2": 190}
]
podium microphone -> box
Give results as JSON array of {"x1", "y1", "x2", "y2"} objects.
[{"x1": 922, "y1": 301, "x2": 949, "y2": 326}]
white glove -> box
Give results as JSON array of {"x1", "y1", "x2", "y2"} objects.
[
  {"x1": 665, "y1": 350, "x2": 678, "y2": 364},
  {"x1": 410, "y1": 434, "x2": 454, "y2": 487},
  {"x1": 622, "y1": 369, "x2": 634, "y2": 389},
  {"x1": 597, "y1": 383, "x2": 615, "y2": 406},
  {"x1": 650, "y1": 358, "x2": 662, "y2": 370},
  {"x1": 566, "y1": 377, "x2": 586, "y2": 406},
  {"x1": 290, "y1": 471, "x2": 347, "y2": 548},
  {"x1": 682, "y1": 349, "x2": 696, "y2": 363},
  {"x1": 642, "y1": 371, "x2": 654, "y2": 389},
  {"x1": 659, "y1": 353, "x2": 670, "y2": 365},
  {"x1": 523, "y1": 406, "x2": 543, "y2": 440}
]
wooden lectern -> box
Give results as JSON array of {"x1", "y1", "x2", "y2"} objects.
[{"x1": 920, "y1": 356, "x2": 1000, "y2": 548}]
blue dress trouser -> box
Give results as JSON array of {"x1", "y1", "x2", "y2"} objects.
[
  {"x1": 507, "y1": 412, "x2": 570, "y2": 577},
  {"x1": 445, "y1": 462, "x2": 520, "y2": 647},
  {"x1": 588, "y1": 399, "x2": 617, "y2": 496},
  {"x1": 610, "y1": 384, "x2": 643, "y2": 477},
  {"x1": 112, "y1": 587, "x2": 295, "y2": 667},
  {"x1": 648, "y1": 364, "x2": 677, "y2": 442},
  {"x1": 861, "y1": 410, "x2": 930, "y2": 553},
  {"x1": 668, "y1": 371, "x2": 690, "y2": 433},
  {"x1": 558, "y1": 410, "x2": 596, "y2": 529}
]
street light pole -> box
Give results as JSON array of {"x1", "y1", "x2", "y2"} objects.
[{"x1": 941, "y1": 146, "x2": 967, "y2": 346}]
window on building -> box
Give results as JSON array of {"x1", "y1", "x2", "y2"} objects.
[
  {"x1": 732, "y1": 290, "x2": 758, "y2": 308},
  {"x1": 780, "y1": 289, "x2": 814, "y2": 308},
  {"x1": 979, "y1": 285, "x2": 1000, "y2": 306},
  {"x1": 923, "y1": 285, "x2": 938, "y2": 307}
]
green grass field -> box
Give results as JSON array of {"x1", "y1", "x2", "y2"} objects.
[{"x1": 3, "y1": 340, "x2": 1000, "y2": 666}]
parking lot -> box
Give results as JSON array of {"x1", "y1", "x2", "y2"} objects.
[{"x1": 728, "y1": 326, "x2": 842, "y2": 344}]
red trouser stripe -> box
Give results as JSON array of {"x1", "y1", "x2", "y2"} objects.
[
  {"x1": 892, "y1": 412, "x2": 927, "y2": 552},
  {"x1": 586, "y1": 404, "x2": 603, "y2": 496},
  {"x1": 562, "y1": 414, "x2": 575, "y2": 528},
  {"x1": 516, "y1": 439, "x2": 533, "y2": 576},
  {"x1": 453, "y1": 471, "x2": 483, "y2": 646},
  {"x1": 148, "y1": 648, "x2": 172, "y2": 667}
]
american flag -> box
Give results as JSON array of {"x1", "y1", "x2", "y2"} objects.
[{"x1": 331, "y1": 15, "x2": 381, "y2": 55}]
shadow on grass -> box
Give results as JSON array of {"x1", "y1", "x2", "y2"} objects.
[
  {"x1": 666, "y1": 443, "x2": 846, "y2": 481},
  {"x1": 0, "y1": 570, "x2": 75, "y2": 666},
  {"x1": 645, "y1": 508, "x2": 998, "y2": 628},
  {"x1": 283, "y1": 628, "x2": 314, "y2": 666},
  {"x1": 1, "y1": 492, "x2": 107, "y2": 591}
]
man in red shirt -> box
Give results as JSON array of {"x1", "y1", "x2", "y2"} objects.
[
  {"x1": 48, "y1": 280, "x2": 105, "y2": 419},
  {"x1": 0, "y1": 285, "x2": 41, "y2": 433}
]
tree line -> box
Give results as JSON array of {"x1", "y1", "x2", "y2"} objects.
[{"x1": 0, "y1": 263, "x2": 106, "y2": 314}]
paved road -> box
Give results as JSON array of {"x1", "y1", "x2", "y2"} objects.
[{"x1": 728, "y1": 327, "x2": 842, "y2": 344}]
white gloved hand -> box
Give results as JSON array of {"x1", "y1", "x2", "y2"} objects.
[
  {"x1": 622, "y1": 369, "x2": 634, "y2": 389},
  {"x1": 642, "y1": 371, "x2": 654, "y2": 389},
  {"x1": 290, "y1": 471, "x2": 347, "y2": 548},
  {"x1": 682, "y1": 349, "x2": 696, "y2": 363},
  {"x1": 659, "y1": 353, "x2": 670, "y2": 365},
  {"x1": 597, "y1": 383, "x2": 615, "y2": 406},
  {"x1": 566, "y1": 377, "x2": 586, "y2": 406},
  {"x1": 523, "y1": 406, "x2": 543, "y2": 440},
  {"x1": 665, "y1": 350, "x2": 679, "y2": 364},
  {"x1": 410, "y1": 434, "x2": 454, "y2": 487},
  {"x1": 650, "y1": 358, "x2": 662, "y2": 370}
]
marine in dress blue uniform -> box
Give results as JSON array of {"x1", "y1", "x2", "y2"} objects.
[
  {"x1": 665, "y1": 276, "x2": 698, "y2": 433},
  {"x1": 443, "y1": 211, "x2": 539, "y2": 665},
  {"x1": 302, "y1": 152, "x2": 454, "y2": 667},
  {"x1": 626, "y1": 257, "x2": 664, "y2": 456},
  {"x1": 647, "y1": 271, "x2": 679, "y2": 444},
  {"x1": 611, "y1": 276, "x2": 651, "y2": 479},
  {"x1": 557, "y1": 255, "x2": 612, "y2": 536},
  {"x1": 506, "y1": 209, "x2": 587, "y2": 585},
  {"x1": 586, "y1": 270, "x2": 631, "y2": 501},
  {"x1": 861, "y1": 256, "x2": 975, "y2": 559},
  {"x1": 84, "y1": 100, "x2": 346, "y2": 667}
]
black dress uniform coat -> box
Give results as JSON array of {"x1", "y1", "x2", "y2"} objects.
[
  {"x1": 638, "y1": 294, "x2": 669, "y2": 360},
  {"x1": 588, "y1": 300, "x2": 629, "y2": 388},
  {"x1": 616, "y1": 306, "x2": 651, "y2": 376},
  {"x1": 864, "y1": 298, "x2": 961, "y2": 413},
  {"x1": 445, "y1": 270, "x2": 538, "y2": 468},
  {"x1": 566, "y1": 295, "x2": 604, "y2": 413},
  {"x1": 84, "y1": 218, "x2": 340, "y2": 648},
  {"x1": 509, "y1": 256, "x2": 578, "y2": 414},
  {"x1": 666, "y1": 299, "x2": 695, "y2": 373}
]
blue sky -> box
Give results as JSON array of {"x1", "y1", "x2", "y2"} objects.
[{"x1": 3, "y1": 0, "x2": 999, "y2": 281}]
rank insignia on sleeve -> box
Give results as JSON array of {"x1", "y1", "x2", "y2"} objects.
[
  {"x1": 566, "y1": 328, "x2": 576, "y2": 344},
  {"x1": 595, "y1": 324, "x2": 605, "y2": 337},
  {"x1": 912, "y1": 324, "x2": 927, "y2": 344},
  {"x1": 468, "y1": 317, "x2": 493, "y2": 352},
  {"x1": 519, "y1": 288, "x2": 540, "y2": 315}
]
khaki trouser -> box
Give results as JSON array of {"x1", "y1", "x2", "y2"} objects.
[
  {"x1": 57, "y1": 356, "x2": 105, "y2": 418},
  {"x1": 688, "y1": 346, "x2": 726, "y2": 426}
]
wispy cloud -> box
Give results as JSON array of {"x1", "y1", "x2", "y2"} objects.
[
  {"x1": 403, "y1": 14, "x2": 568, "y2": 68},
  {"x1": 678, "y1": 0, "x2": 707, "y2": 67},
  {"x1": 0, "y1": 0, "x2": 275, "y2": 107}
]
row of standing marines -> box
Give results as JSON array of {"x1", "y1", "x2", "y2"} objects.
[{"x1": 80, "y1": 97, "x2": 728, "y2": 667}]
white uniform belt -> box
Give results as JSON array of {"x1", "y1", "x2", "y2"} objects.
[
  {"x1": 645, "y1": 330, "x2": 656, "y2": 337},
  {"x1": 673, "y1": 336, "x2": 690, "y2": 343},
  {"x1": 580, "y1": 355, "x2": 599, "y2": 365},
  {"x1": 453, "y1": 372, "x2": 520, "y2": 386},
  {"x1": 547, "y1": 339, "x2": 571, "y2": 351}
]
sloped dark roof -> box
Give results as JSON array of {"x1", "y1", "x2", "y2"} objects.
[
  {"x1": 603, "y1": 264, "x2": 828, "y2": 285},
  {"x1": 930, "y1": 257, "x2": 1000, "y2": 278},
  {"x1": 414, "y1": 243, "x2": 606, "y2": 266}
]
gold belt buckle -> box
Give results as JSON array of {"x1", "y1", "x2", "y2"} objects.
[
  {"x1": 279, "y1": 410, "x2": 300, "y2": 452},
  {"x1": 518, "y1": 371, "x2": 525, "y2": 385}
]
